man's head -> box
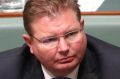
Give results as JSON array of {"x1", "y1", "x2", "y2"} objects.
[{"x1": 23, "y1": 0, "x2": 87, "y2": 76}]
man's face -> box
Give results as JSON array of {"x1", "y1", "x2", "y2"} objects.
[{"x1": 23, "y1": 9, "x2": 87, "y2": 76}]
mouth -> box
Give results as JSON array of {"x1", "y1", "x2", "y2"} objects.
[{"x1": 57, "y1": 56, "x2": 74, "y2": 64}]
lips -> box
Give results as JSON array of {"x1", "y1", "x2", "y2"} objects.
[{"x1": 57, "y1": 56, "x2": 74, "y2": 63}]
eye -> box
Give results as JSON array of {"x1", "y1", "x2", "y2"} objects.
[
  {"x1": 41, "y1": 37, "x2": 58, "y2": 43},
  {"x1": 65, "y1": 30, "x2": 79, "y2": 38}
]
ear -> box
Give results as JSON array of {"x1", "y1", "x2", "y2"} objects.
[
  {"x1": 22, "y1": 34, "x2": 34, "y2": 54},
  {"x1": 80, "y1": 18, "x2": 84, "y2": 30}
]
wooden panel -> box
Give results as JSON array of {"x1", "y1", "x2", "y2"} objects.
[
  {"x1": 0, "y1": 12, "x2": 22, "y2": 17},
  {"x1": 0, "y1": 11, "x2": 120, "y2": 17},
  {"x1": 82, "y1": 11, "x2": 120, "y2": 15}
]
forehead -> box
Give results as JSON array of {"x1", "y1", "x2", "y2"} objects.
[{"x1": 31, "y1": 9, "x2": 80, "y2": 37}]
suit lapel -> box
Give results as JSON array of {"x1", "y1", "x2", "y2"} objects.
[
  {"x1": 77, "y1": 48, "x2": 98, "y2": 79},
  {"x1": 29, "y1": 60, "x2": 45, "y2": 79},
  {"x1": 22, "y1": 56, "x2": 45, "y2": 79},
  {"x1": 77, "y1": 72, "x2": 98, "y2": 79},
  {"x1": 27, "y1": 62, "x2": 45, "y2": 79},
  {"x1": 21, "y1": 45, "x2": 45, "y2": 79}
]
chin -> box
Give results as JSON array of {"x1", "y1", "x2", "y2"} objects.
[
  {"x1": 56, "y1": 59, "x2": 79, "y2": 72},
  {"x1": 52, "y1": 61, "x2": 79, "y2": 76}
]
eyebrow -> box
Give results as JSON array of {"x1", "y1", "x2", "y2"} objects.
[
  {"x1": 40, "y1": 27, "x2": 81, "y2": 39},
  {"x1": 39, "y1": 34, "x2": 58, "y2": 41},
  {"x1": 64, "y1": 28, "x2": 80, "y2": 34}
]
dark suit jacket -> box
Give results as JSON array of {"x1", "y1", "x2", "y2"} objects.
[{"x1": 0, "y1": 35, "x2": 120, "y2": 79}]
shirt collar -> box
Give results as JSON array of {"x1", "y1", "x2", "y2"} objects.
[{"x1": 41, "y1": 64, "x2": 80, "y2": 79}]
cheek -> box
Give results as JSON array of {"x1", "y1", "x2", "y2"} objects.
[
  {"x1": 71, "y1": 35, "x2": 87, "y2": 60},
  {"x1": 32, "y1": 45, "x2": 57, "y2": 65}
]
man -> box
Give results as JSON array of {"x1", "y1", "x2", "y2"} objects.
[{"x1": 0, "y1": 0, "x2": 120, "y2": 79}]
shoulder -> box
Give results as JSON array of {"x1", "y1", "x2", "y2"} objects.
[
  {"x1": 0, "y1": 44, "x2": 32, "y2": 78},
  {"x1": 86, "y1": 35, "x2": 120, "y2": 79},
  {"x1": 0, "y1": 44, "x2": 33, "y2": 66},
  {"x1": 86, "y1": 34, "x2": 120, "y2": 66},
  {"x1": 0, "y1": 44, "x2": 30, "y2": 58},
  {"x1": 0, "y1": 44, "x2": 31, "y2": 65},
  {"x1": 87, "y1": 34, "x2": 120, "y2": 53},
  {"x1": 86, "y1": 34, "x2": 120, "y2": 61}
]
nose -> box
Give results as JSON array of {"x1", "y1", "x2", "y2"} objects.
[{"x1": 58, "y1": 37, "x2": 69, "y2": 55}]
